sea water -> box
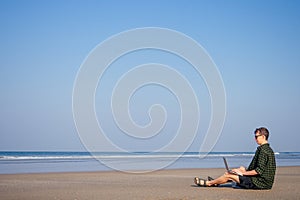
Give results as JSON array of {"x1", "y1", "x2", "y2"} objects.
[{"x1": 0, "y1": 151, "x2": 299, "y2": 174}]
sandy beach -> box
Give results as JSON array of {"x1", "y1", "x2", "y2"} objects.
[{"x1": 0, "y1": 166, "x2": 299, "y2": 200}]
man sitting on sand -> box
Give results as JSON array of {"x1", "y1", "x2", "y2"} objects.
[{"x1": 194, "y1": 127, "x2": 276, "y2": 189}]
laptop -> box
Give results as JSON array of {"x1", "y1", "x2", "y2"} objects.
[{"x1": 223, "y1": 157, "x2": 242, "y2": 176}]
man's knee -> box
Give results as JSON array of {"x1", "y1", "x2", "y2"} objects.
[
  {"x1": 224, "y1": 174, "x2": 239, "y2": 182},
  {"x1": 223, "y1": 173, "x2": 232, "y2": 179}
]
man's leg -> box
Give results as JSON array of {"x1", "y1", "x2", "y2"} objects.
[{"x1": 206, "y1": 173, "x2": 240, "y2": 186}]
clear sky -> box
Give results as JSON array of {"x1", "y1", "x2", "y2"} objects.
[{"x1": 0, "y1": 0, "x2": 299, "y2": 152}]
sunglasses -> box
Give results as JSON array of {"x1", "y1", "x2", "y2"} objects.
[{"x1": 255, "y1": 134, "x2": 263, "y2": 139}]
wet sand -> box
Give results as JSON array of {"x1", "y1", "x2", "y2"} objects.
[{"x1": 0, "y1": 166, "x2": 299, "y2": 200}]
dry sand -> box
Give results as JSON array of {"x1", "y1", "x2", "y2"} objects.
[{"x1": 0, "y1": 166, "x2": 299, "y2": 200}]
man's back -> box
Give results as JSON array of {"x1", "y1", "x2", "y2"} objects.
[{"x1": 248, "y1": 143, "x2": 276, "y2": 189}]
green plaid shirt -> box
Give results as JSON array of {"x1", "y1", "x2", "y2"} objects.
[{"x1": 247, "y1": 143, "x2": 276, "y2": 189}]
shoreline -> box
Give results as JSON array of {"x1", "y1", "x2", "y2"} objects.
[
  {"x1": 0, "y1": 165, "x2": 299, "y2": 175},
  {"x1": 1, "y1": 166, "x2": 299, "y2": 199},
  {"x1": 1, "y1": 151, "x2": 299, "y2": 175}
]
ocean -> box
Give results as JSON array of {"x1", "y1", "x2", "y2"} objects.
[{"x1": 0, "y1": 151, "x2": 299, "y2": 174}]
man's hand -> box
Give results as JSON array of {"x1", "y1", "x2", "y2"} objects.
[
  {"x1": 232, "y1": 166, "x2": 246, "y2": 176},
  {"x1": 232, "y1": 166, "x2": 258, "y2": 176}
]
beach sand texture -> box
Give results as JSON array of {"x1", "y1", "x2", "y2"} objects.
[{"x1": 0, "y1": 166, "x2": 299, "y2": 200}]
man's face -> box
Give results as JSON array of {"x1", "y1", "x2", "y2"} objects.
[{"x1": 254, "y1": 131, "x2": 265, "y2": 145}]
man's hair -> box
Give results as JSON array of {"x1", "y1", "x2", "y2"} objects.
[{"x1": 255, "y1": 127, "x2": 269, "y2": 140}]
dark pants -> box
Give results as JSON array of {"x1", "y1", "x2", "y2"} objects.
[{"x1": 238, "y1": 176, "x2": 259, "y2": 189}]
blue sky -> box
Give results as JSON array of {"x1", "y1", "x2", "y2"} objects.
[{"x1": 0, "y1": 0, "x2": 299, "y2": 152}]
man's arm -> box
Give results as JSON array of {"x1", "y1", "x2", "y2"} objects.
[
  {"x1": 242, "y1": 169, "x2": 258, "y2": 176},
  {"x1": 232, "y1": 167, "x2": 258, "y2": 176}
]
